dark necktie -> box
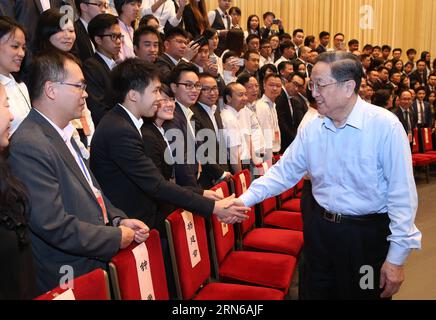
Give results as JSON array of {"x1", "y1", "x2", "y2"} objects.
[
  {"x1": 405, "y1": 110, "x2": 412, "y2": 133},
  {"x1": 222, "y1": 13, "x2": 231, "y2": 30},
  {"x1": 419, "y1": 101, "x2": 425, "y2": 125}
]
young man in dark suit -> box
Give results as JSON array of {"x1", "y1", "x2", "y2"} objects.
[
  {"x1": 90, "y1": 58, "x2": 248, "y2": 233},
  {"x1": 412, "y1": 86, "x2": 433, "y2": 128},
  {"x1": 192, "y1": 73, "x2": 231, "y2": 189},
  {"x1": 72, "y1": 0, "x2": 110, "y2": 62},
  {"x1": 9, "y1": 51, "x2": 149, "y2": 294},
  {"x1": 83, "y1": 13, "x2": 120, "y2": 126},
  {"x1": 276, "y1": 72, "x2": 307, "y2": 153}
]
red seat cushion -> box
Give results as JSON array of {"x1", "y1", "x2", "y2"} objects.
[
  {"x1": 194, "y1": 282, "x2": 284, "y2": 300},
  {"x1": 219, "y1": 251, "x2": 297, "y2": 293},
  {"x1": 280, "y1": 198, "x2": 302, "y2": 212},
  {"x1": 263, "y1": 210, "x2": 303, "y2": 231},
  {"x1": 242, "y1": 228, "x2": 303, "y2": 256},
  {"x1": 412, "y1": 155, "x2": 432, "y2": 165}
]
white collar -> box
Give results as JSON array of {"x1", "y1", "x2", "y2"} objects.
[
  {"x1": 198, "y1": 102, "x2": 217, "y2": 115},
  {"x1": 97, "y1": 52, "x2": 116, "y2": 70},
  {"x1": 34, "y1": 109, "x2": 75, "y2": 143},
  {"x1": 0, "y1": 73, "x2": 15, "y2": 86},
  {"x1": 222, "y1": 104, "x2": 240, "y2": 117},
  {"x1": 261, "y1": 94, "x2": 275, "y2": 107},
  {"x1": 216, "y1": 7, "x2": 227, "y2": 17},
  {"x1": 80, "y1": 17, "x2": 89, "y2": 32},
  {"x1": 176, "y1": 100, "x2": 194, "y2": 120},
  {"x1": 118, "y1": 103, "x2": 144, "y2": 135}
]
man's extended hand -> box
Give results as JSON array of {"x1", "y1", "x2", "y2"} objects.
[
  {"x1": 120, "y1": 219, "x2": 150, "y2": 244},
  {"x1": 213, "y1": 194, "x2": 250, "y2": 224},
  {"x1": 380, "y1": 261, "x2": 405, "y2": 298}
]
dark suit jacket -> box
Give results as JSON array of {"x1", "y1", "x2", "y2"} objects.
[
  {"x1": 163, "y1": 102, "x2": 200, "y2": 188},
  {"x1": 315, "y1": 44, "x2": 327, "y2": 54},
  {"x1": 0, "y1": 0, "x2": 14, "y2": 17},
  {"x1": 409, "y1": 69, "x2": 428, "y2": 89},
  {"x1": 71, "y1": 19, "x2": 94, "y2": 63},
  {"x1": 155, "y1": 53, "x2": 177, "y2": 85},
  {"x1": 412, "y1": 100, "x2": 433, "y2": 127},
  {"x1": 393, "y1": 107, "x2": 417, "y2": 135},
  {"x1": 90, "y1": 105, "x2": 214, "y2": 235},
  {"x1": 276, "y1": 90, "x2": 307, "y2": 153},
  {"x1": 9, "y1": 109, "x2": 124, "y2": 294},
  {"x1": 191, "y1": 103, "x2": 229, "y2": 189},
  {"x1": 83, "y1": 53, "x2": 114, "y2": 126}
]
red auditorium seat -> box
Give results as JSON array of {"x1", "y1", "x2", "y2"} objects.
[
  {"x1": 109, "y1": 229, "x2": 169, "y2": 300},
  {"x1": 165, "y1": 209, "x2": 285, "y2": 300},
  {"x1": 35, "y1": 269, "x2": 110, "y2": 300}
]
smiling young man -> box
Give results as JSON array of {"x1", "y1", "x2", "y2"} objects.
[{"x1": 83, "y1": 13, "x2": 121, "y2": 126}]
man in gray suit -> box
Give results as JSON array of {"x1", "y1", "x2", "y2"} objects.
[{"x1": 9, "y1": 51, "x2": 149, "y2": 294}]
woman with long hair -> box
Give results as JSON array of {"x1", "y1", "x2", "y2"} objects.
[
  {"x1": 0, "y1": 16, "x2": 30, "y2": 137},
  {"x1": 421, "y1": 51, "x2": 432, "y2": 75},
  {"x1": 183, "y1": 0, "x2": 209, "y2": 38},
  {"x1": 0, "y1": 83, "x2": 36, "y2": 299}
]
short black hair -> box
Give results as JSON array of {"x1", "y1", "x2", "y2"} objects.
[
  {"x1": 319, "y1": 31, "x2": 330, "y2": 39},
  {"x1": 406, "y1": 48, "x2": 417, "y2": 55},
  {"x1": 223, "y1": 82, "x2": 240, "y2": 104},
  {"x1": 133, "y1": 25, "x2": 160, "y2": 47},
  {"x1": 28, "y1": 51, "x2": 81, "y2": 101},
  {"x1": 111, "y1": 58, "x2": 159, "y2": 104},
  {"x1": 348, "y1": 39, "x2": 359, "y2": 46},
  {"x1": 381, "y1": 45, "x2": 392, "y2": 52},
  {"x1": 229, "y1": 6, "x2": 241, "y2": 16},
  {"x1": 246, "y1": 33, "x2": 260, "y2": 45},
  {"x1": 114, "y1": 0, "x2": 142, "y2": 16},
  {"x1": 236, "y1": 73, "x2": 252, "y2": 86},
  {"x1": 277, "y1": 61, "x2": 292, "y2": 73},
  {"x1": 138, "y1": 14, "x2": 159, "y2": 29},
  {"x1": 373, "y1": 45, "x2": 381, "y2": 51},
  {"x1": 263, "y1": 12, "x2": 275, "y2": 20},
  {"x1": 88, "y1": 14, "x2": 119, "y2": 47},
  {"x1": 285, "y1": 71, "x2": 306, "y2": 84},
  {"x1": 222, "y1": 50, "x2": 239, "y2": 64},
  {"x1": 280, "y1": 39, "x2": 295, "y2": 52},
  {"x1": 168, "y1": 62, "x2": 199, "y2": 86},
  {"x1": 333, "y1": 33, "x2": 345, "y2": 39},
  {"x1": 163, "y1": 26, "x2": 188, "y2": 42},
  {"x1": 264, "y1": 73, "x2": 281, "y2": 84},
  {"x1": 292, "y1": 29, "x2": 304, "y2": 37},
  {"x1": 316, "y1": 51, "x2": 363, "y2": 94},
  {"x1": 363, "y1": 44, "x2": 373, "y2": 51},
  {"x1": 304, "y1": 35, "x2": 315, "y2": 47},
  {"x1": 393, "y1": 48, "x2": 402, "y2": 53},
  {"x1": 243, "y1": 49, "x2": 260, "y2": 61}
]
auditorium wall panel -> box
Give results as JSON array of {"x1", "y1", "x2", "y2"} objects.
[{"x1": 205, "y1": 0, "x2": 436, "y2": 57}]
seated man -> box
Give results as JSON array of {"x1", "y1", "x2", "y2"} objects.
[{"x1": 9, "y1": 51, "x2": 149, "y2": 294}]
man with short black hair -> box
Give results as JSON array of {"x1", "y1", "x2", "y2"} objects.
[
  {"x1": 292, "y1": 28, "x2": 304, "y2": 57},
  {"x1": 392, "y1": 48, "x2": 402, "y2": 60},
  {"x1": 410, "y1": 59, "x2": 428, "y2": 89},
  {"x1": 260, "y1": 11, "x2": 284, "y2": 40},
  {"x1": 348, "y1": 39, "x2": 359, "y2": 53},
  {"x1": 412, "y1": 86, "x2": 432, "y2": 128},
  {"x1": 381, "y1": 45, "x2": 392, "y2": 61},
  {"x1": 316, "y1": 31, "x2": 330, "y2": 54},
  {"x1": 9, "y1": 51, "x2": 150, "y2": 294},
  {"x1": 133, "y1": 25, "x2": 160, "y2": 63},
  {"x1": 332, "y1": 33, "x2": 345, "y2": 51},
  {"x1": 274, "y1": 40, "x2": 296, "y2": 67}
]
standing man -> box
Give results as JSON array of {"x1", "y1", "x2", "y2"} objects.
[
  {"x1": 315, "y1": 31, "x2": 330, "y2": 54},
  {"x1": 392, "y1": 90, "x2": 416, "y2": 146},
  {"x1": 208, "y1": 0, "x2": 232, "y2": 56},
  {"x1": 332, "y1": 33, "x2": 345, "y2": 51},
  {"x1": 9, "y1": 51, "x2": 149, "y2": 294},
  {"x1": 234, "y1": 52, "x2": 421, "y2": 300}
]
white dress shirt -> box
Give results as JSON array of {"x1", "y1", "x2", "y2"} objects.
[
  {"x1": 40, "y1": 0, "x2": 51, "y2": 11},
  {"x1": 255, "y1": 94, "x2": 281, "y2": 156},
  {"x1": 176, "y1": 100, "x2": 196, "y2": 139},
  {"x1": 118, "y1": 19, "x2": 136, "y2": 61},
  {"x1": 207, "y1": 7, "x2": 230, "y2": 30},
  {"x1": 198, "y1": 102, "x2": 219, "y2": 140},
  {"x1": 238, "y1": 102, "x2": 265, "y2": 164},
  {"x1": 118, "y1": 103, "x2": 144, "y2": 137},
  {"x1": 274, "y1": 56, "x2": 290, "y2": 68},
  {"x1": 141, "y1": 0, "x2": 181, "y2": 33},
  {"x1": 0, "y1": 73, "x2": 31, "y2": 136}
]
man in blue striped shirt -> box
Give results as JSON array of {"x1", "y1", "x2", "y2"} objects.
[{"x1": 236, "y1": 51, "x2": 422, "y2": 299}]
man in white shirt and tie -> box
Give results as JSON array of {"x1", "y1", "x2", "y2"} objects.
[
  {"x1": 413, "y1": 86, "x2": 432, "y2": 128},
  {"x1": 208, "y1": 0, "x2": 232, "y2": 55}
]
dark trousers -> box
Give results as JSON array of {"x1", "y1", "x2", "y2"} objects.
[{"x1": 299, "y1": 188, "x2": 391, "y2": 300}]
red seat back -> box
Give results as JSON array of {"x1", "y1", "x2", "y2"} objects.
[
  {"x1": 421, "y1": 128, "x2": 434, "y2": 152},
  {"x1": 166, "y1": 209, "x2": 211, "y2": 300},
  {"x1": 109, "y1": 229, "x2": 169, "y2": 300},
  {"x1": 412, "y1": 128, "x2": 420, "y2": 153},
  {"x1": 35, "y1": 269, "x2": 110, "y2": 300},
  {"x1": 231, "y1": 170, "x2": 256, "y2": 235}
]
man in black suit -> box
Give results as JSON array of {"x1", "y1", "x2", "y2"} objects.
[
  {"x1": 83, "y1": 13, "x2": 120, "y2": 126},
  {"x1": 276, "y1": 72, "x2": 307, "y2": 153},
  {"x1": 71, "y1": 0, "x2": 109, "y2": 62},
  {"x1": 192, "y1": 73, "x2": 231, "y2": 189},
  {"x1": 9, "y1": 51, "x2": 149, "y2": 294},
  {"x1": 315, "y1": 31, "x2": 330, "y2": 54},
  {"x1": 0, "y1": 0, "x2": 14, "y2": 17},
  {"x1": 409, "y1": 59, "x2": 428, "y2": 90},
  {"x1": 413, "y1": 87, "x2": 433, "y2": 128},
  {"x1": 155, "y1": 27, "x2": 199, "y2": 85},
  {"x1": 164, "y1": 62, "x2": 203, "y2": 188},
  {"x1": 90, "y1": 58, "x2": 249, "y2": 234},
  {"x1": 392, "y1": 90, "x2": 416, "y2": 147}
]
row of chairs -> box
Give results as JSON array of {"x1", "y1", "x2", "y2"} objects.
[
  {"x1": 36, "y1": 162, "x2": 306, "y2": 300},
  {"x1": 412, "y1": 128, "x2": 436, "y2": 183}
]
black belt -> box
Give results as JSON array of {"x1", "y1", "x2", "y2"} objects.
[{"x1": 322, "y1": 209, "x2": 388, "y2": 224}]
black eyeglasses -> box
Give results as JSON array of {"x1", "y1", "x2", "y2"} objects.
[
  {"x1": 56, "y1": 81, "x2": 87, "y2": 91},
  {"x1": 98, "y1": 33, "x2": 124, "y2": 41},
  {"x1": 201, "y1": 86, "x2": 219, "y2": 93},
  {"x1": 83, "y1": 1, "x2": 109, "y2": 9},
  {"x1": 176, "y1": 82, "x2": 203, "y2": 91}
]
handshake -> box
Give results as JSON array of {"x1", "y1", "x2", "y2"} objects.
[{"x1": 204, "y1": 190, "x2": 250, "y2": 224}]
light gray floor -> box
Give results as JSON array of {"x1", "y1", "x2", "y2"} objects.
[{"x1": 394, "y1": 171, "x2": 436, "y2": 300}]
